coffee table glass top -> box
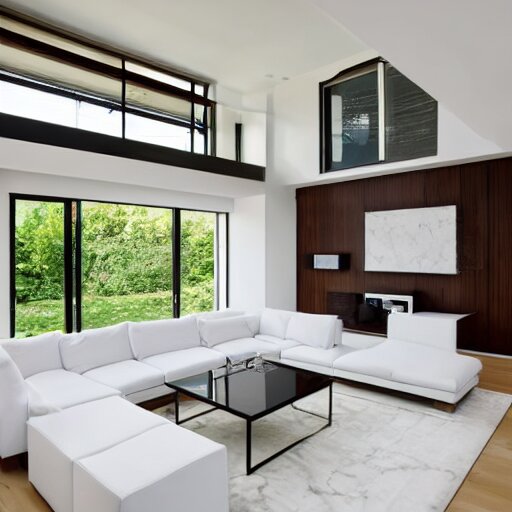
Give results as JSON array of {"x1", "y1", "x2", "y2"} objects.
[{"x1": 166, "y1": 364, "x2": 331, "y2": 420}]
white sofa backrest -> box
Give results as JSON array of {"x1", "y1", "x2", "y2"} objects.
[
  {"x1": 259, "y1": 309, "x2": 293, "y2": 339},
  {"x1": 60, "y1": 322, "x2": 133, "y2": 374},
  {"x1": 191, "y1": 308, "x2": 245, "y2": 320},
  {"x1": 387, "y1": 313, "x2": 457, "y2": 351},
  {"x1": 0, "y1": 346, "x2": 29, "y2": 458},
  {"x1": 285, "y1": 312, "x2": 338, "y2": 350},
  {"x1": 198, "y1": 315, "x2": 260, "y2": 347},
  {"x1": 334, "y1": 319, "x2": 343, "y2": 346},
  {"x1": 0, "y1": 331, "x2": 63, "y2": 378},
  {"x1": 129, "y1": 316, "x2": 201, "y2": 360}
]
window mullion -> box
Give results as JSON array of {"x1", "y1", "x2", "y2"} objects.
[
  {"x1": 377, "y1": 61, "x2": 386, "y2": 162},
  {"x1": 172, "y1": 209, "x2": 181, "y2": 318}
]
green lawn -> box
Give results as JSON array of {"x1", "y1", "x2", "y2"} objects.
[{"x1": 15, "y1": 284, "x2": 214, "y2": 337}]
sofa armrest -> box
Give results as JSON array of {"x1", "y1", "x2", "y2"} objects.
[
  {"x1": 387, "y1": 313, "x2": 462, "y2": 352},
  {"x1": 0, "y1": 346, "x2": 29, "y2": 457}
]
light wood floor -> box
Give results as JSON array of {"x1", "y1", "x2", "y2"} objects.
[{"x1": 1, "y1": 354, "x2": 510, "y2": 512}]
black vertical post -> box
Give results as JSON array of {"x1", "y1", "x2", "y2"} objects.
[
  {"x1": 64, "y1": 201, "x2": 74, "y2": 333},
  {"x1": 235, "y1": 123, "x2": 242, "y2": 162},
  {"x1": 9, "y1": 195, "x2": 16, "y2": 338},
  {"x1": 121, "y1": 59, "x2": 126, "y2": 139},
  {"x1": 246, "y1": 419, "x2": 252, "y2": 475},
  {"x1": 328, "y1": 382, "x2": 333, "y2": 427},
  {"x1": 190, "y1": 85, "x2": 195, "y2": 153},
  {"x1": 172, "y1": 209, "x2": 181, "y2": 318},
  {"x1": 74, "y1": 201, "x2": 82, "y2": 332}
]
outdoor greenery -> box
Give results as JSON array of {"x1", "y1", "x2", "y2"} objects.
[{"x1": 15, "y1": 201, "x2": 216, "y2": 337}]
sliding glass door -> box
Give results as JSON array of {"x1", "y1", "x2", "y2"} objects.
[
  {"x1": 13, "y1": 199, "x2": 67, "y2": 337},
  {"x1": 81, "y1": 202, "x2": 173, "y2": 329},
  {"x1": 10, "y1": 194, "x2": 227, "y2": 337}
]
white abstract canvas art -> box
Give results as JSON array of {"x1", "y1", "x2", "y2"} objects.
[{"x1": 365, "y1": 205, "x2": 457, "y2": 274}]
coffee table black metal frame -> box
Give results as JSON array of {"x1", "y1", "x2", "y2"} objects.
[{"x1": 166, "y1": 366, "x2": 333, "y2": 475}]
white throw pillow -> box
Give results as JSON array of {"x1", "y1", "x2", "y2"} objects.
[
  {"x1": 0, "y1": 331, "x2": 63, "y2": 378},
  {"x1": 129, "y1": 316, "x2": 201, "y2": 360},
  {"x1": 60, "y1": 323, "x2": 132, "y2": 374},
  {"x1": 198, "y1": 315, "x2": 260, "y2": 347},
  {"x1": 285, "y1": 312, "x2": 338, "y2": 350},
  {"x1": 259, "y1": 308, "x2": 293, "y2": 339}
]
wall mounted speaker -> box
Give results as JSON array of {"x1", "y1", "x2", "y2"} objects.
[{"x1": 312, "y1": 254, "x2": 350, "y2": 270}]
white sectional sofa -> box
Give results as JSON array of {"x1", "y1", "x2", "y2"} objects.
[{"x1": 0, "y1": 307, "x2": 483, "y2": 461}]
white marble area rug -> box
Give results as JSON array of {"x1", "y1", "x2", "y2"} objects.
[{"x1": 156, "y1": 384, "x2": 511, "y2": 512}]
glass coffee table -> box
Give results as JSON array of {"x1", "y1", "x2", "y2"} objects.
[{"x1": 166, "y1": 361, "x2": 332, "y2": 474}]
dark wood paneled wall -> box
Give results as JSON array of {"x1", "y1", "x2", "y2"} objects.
[{"x1": 296, "y1": 157, "x2": 512, "y2": 355}]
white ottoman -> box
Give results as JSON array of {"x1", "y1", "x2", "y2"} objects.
[
  {"x1": 74, "y1": 423, "x2": 229, "y2": 512},
  {"x1": 28, "y1": 396, "x2": 168, "y2": 512}
]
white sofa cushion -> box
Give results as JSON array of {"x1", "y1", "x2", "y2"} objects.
[
  {"x1": 213, "y1": 338, "x2": 280, "y2": 359},
  {"x1": 387, "y1": 313, "x2": 458, "y2": 351},
  {"x1": 142, "y1": 347, "x2": 226, "y2": 382},
  {"x1": 0, "y1": 346, "x2": 29, "y2": 458},
  {"x1": 73, "y1": 423, "x2": 229, "y2": 512},
  {"x1": 60, "y1": 323, "x2": 132, "y2": 374},
  {"x1": 28, "y1": 396, "x2": 168, "y2": 512},
  {"x1": 1, "y1": 331, "x2": 63, "y2": 378},
  {"x1": 198, "y1": 315, "x2": 259, "y2": 347},
  {"x1": 259, "y1": 308, "x2": 293, "y2": 339},
  {"x1": 254, "y1": 334, "x2": 300, "y2": 350},
  {"x1": 83, "y1": 360, "x2": 165, "y2": 396},
  {"x1": 281, "y1": 345, "x2": 356, "y2": 368},
  {"x1": 333, "y1": 340, "x2": 483, "y2": 393},
  {"x1": 285, "y1": 312, "x2": 338, "y2": 349},
  {"x1": 129, "y1": 317, "x2": 201, "y2": 360},
  {"x1": 25, "y1": 369, "x2": 121, "y2": 410},
  {"x1": 26, "y1": 380, "x2": 61, "y2": 417}
]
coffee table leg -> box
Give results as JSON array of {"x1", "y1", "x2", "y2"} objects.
[
  {"x1": 246, "y1": 419, "x2": 252, "y2": 475},
  {"x1": 175, "y1": 391, "x2": 180, "y2": 425},
  {"x1": 328, "y1": 381, "x2": 333, "y2": 427}
]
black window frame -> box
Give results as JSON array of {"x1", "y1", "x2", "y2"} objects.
[
  {"x1": 319, "y1": 57, "x2": 438, "y2": 173},
  {"x1": 10, "y1": 193, "x2": 228, "y2": 337},
  {"x1": 0, "y1": 10, "x2": 213, "y2": 155},
  {"x1": 0, "y1": 9, "x2": 264, "y2": 181}
]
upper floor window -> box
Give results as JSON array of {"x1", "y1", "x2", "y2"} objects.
[
  {"x1": 0, "y1": 12, "x2": 214, "y2": 154},
  {"x1": 320, "y1": 58, "x2": 437, "y2": 172}
]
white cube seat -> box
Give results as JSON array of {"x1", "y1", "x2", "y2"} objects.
[
  {"x1": 82, "y1": 359, "x2": 165, "y2": 396},
  {"x1": 333, "y1": 340, "x2": 483, "y2": 400},
  {"x1": 213, "y1": 337, "x2": 280, "y2": 359},
  {"x1": 27, "y1": 396, "x2": 168, "y2": 512},
  {"x1": 281, "y1": 345, "x2": 356, "y2": 369},
  {"x1": 142, "y1": 346, "x2": 226, "y2": 382},
  {"x1": 74, "y1": 423, "x2": 229, "y2": 512},
  {"x1": 254, "y1": 334, "x2": 301, "y2": 350},
  {"x1": 26, "y1": 369, "x2": 120, "y2": 410}
]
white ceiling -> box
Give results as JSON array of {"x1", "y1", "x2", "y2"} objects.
[{"x1": 2, "y1": 0, "x2": 368, "y2": 93}]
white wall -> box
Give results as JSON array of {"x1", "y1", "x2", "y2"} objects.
[
  {"x1": 228, "y1": 194, "x2": 266, "y2": 312},
  {"x1": 0, "y1": 137, "x2": 265, "y2": 200},
  {"x1": 0, "y1": 168, "x2": 237, "y2": 338},
  {"x1": 311, "y1": 0, "x2": 512, "y2": 151}
]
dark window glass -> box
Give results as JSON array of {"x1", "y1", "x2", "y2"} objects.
[
  {"x1": 321, "y1": 59, "x2": 437, "y2": 172},
  {"x1": 324, "y1": 70, "x2": 379, "y2": 170},
  {"x1": 385, "y1": 64, "x2": 438, "y2": 161}
]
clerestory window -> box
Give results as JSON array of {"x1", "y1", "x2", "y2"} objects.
[
  {"x1": 320, "y1": 58, "x2": 437, "y2": 172},
  {"x1": 0, "y1": 11, "x2": 214, "y2": 154}
]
